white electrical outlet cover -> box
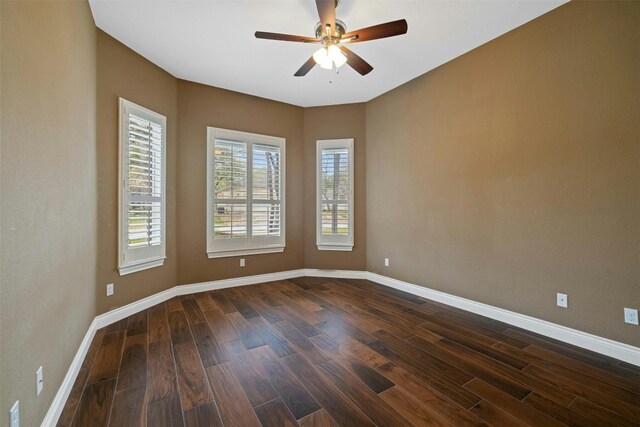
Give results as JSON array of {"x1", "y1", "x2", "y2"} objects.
[
  {"x1": 240, "y1": 258, "x2": 245, "y2": 267},
  {"x1": 36, "y1": 366, "x2": 43, "y2": 396},
  {"x1": 384, "y1": 258, "x2": 389, "y2": 267},
  {"x1": 556, "y1": 293, "x2": 568, "y2": 308},
  {"x1": 10, "y1": 400, "x2": 19, "y2": 427},
  {"x1": 106, "y1": 283, "x2": 114, "y2": 296},
  {"x1": 624, "y1": 308, "x2": 639, "y2": 325}
]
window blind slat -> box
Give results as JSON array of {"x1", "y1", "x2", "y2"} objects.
[{"x1": 126, "y1": 112, "x2": 163, "y2": 249}]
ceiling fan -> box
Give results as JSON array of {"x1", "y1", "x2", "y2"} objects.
[{"x1": 255, "y1": 0, "x2": 408, "y2": 77}]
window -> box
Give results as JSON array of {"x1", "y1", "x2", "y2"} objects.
[
  {"x1": 207, "y1": 127, "x2": 285, "y2": 258},
  {"x1": 317, "y1": 139, "x2": 354, "y2": 251},
  {"x1": 118, "y1": 98, "x2": 166, "y2": 275}
]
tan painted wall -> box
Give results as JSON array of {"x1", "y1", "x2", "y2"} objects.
[
  {"x1": 303, "y1": 104, "x2": 367, "y2": 270},
  {"x1": 176, "y1": 81, "x2": 305, "y2": 285},
  {"x1": 0, "y1": 2, "x2": 97, "y2": 425},
  {"x1": 366, "y1": 1, "x2": 640, "y2": 346},
  {"x1": 96, "y1": 30, "x2": 178, "y2": 314}
]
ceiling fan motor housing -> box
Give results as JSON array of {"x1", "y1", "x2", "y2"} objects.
[{"x1": 314, "y1": 19, "x2": 347, "y2": 41}]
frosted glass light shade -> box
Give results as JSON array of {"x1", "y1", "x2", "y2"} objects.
[
  {"x1": 313, "y1": 47, "x2": 333, "y2": 70},
  {"x1": 328, "y1": 45, "x2": 347, "y2": 68}
]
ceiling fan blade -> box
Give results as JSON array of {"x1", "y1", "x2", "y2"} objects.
[
  {"x1": 341, "y1": 19, "x2": 408, "y2": 43},
  {"x1": 255, "y1": 31, "x2": 318, "y2": 43},
  {"x1": 294, "y1": 56, "x2": 317, "y2": 77},
  {"x1": 316, "y1": 0, "x2": 336, "y2": 35},
  {"x1": 339, "y1": 46, "x2": 373, "y2": 76}
]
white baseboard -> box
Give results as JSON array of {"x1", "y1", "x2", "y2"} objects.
[
  {"x1": 40, "y1": 318, "x2": 98, "y2": 427},
  {"x1": 42, "y1": 268, "x2": 640, "y2": 426},
  {"x1": 304, "y1": 269, "x2": 367, "y2": 279},
  {"x1": 366, "y1": 272, "x2": 640, "y2": 367}
]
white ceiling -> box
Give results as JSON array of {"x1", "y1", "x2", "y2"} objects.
[{"x1": 89, "y1": 0, "x2": 567, "y2": 107}]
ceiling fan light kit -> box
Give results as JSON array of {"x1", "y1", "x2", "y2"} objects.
[{"x1": 255, "y1": 0, "x2": 408, "y2": 77}]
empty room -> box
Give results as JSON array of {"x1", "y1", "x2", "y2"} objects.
[{"x1": 1, "y1": 0, "x2": 638, "y2": 426}]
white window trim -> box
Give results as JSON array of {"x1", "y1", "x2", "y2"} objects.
[
  {"x1": 206, "y1": 127, "x2": 286, "y2": 259},
  {"x1": 118, "y1": 98, "x2": 167, "y2": 276},
  {"x1": 316, "y1": 138, "x2": 354, "y2": 251}
]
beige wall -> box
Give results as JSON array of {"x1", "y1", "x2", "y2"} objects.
[
  {"x1": 303, "y1": 104, "x2": 367, "y2": 270},
  {"x1": 0, "y1": 2, "x2": 97, "y2": 425},
  {"x1": 366, "y1": 1, "x2": 640, "y2": 346},
  {"x1": 176, "y1": 81, "x2": 305, "y2": 285},
  {"x1": 96, "y1": 30, "x2": 178, "y2": 314}
]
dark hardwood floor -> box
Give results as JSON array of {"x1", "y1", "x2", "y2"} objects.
[{"x1": 58, "y1": 277, "x2": 640, "y2": 426}]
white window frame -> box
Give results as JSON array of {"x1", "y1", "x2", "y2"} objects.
[
  {"x1": 118, "y1": 98, "x2": 167, "y2": 275},
  {"x1": 316, "y1": 138, "x2": 354, "y2": 251},
  {"x1": 207, "y1": 127, "x2": 286, "y2": 258}
]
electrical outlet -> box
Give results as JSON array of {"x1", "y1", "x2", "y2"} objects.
[
  {"x1": 106, "y1": 283, "x2": 114, "y2": 296},
  {"x1": 624, "y1": 308, "x2": 639, "y2": 325},
  {"x1": 36, "y1": 366, "x2": 43, "y2": 396},
  {"x1": 240, "y1": 258, "x2": 245, "y2": 267},
  {"x1": 384, "y1": 258, "x2": 390, "y2": 267},
  {"x1": 556, "y1": 293, "x2": 568, "y2": 308},
  {"x1": 10, "y1": 400, "x2": 19, "y2": 427}
]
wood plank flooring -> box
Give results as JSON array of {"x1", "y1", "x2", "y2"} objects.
[{"x1": 58, "y1": 278, "x2": 640, "y2": 426}]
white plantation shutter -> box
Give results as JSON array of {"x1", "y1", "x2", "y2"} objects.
[
  {"x1": 252, "y1": 143, "x2": 282, "y2": 239},
  {"x1": 207, "y1": 128, "x2": 285, "y2": 257},
  {"x1": 119, "y1": 99, "x2": 166, "y2": 275},
  {"x1": 317, "y1": 139, "x2": 354, "y2": 251}
]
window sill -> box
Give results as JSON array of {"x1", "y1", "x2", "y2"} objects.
[
  {"x1": 317, "y1": 245, "x2": 353, "y2": 252},
  {"x1": 207, "y1": 247, "x2": 285, "y2": 259},
  {"x1": 118, "y1": 257, "x2": 165, "y2": 276}
]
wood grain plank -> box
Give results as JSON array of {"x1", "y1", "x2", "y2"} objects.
[
  {"x1": 182, "y1": 298, "x2": 207, "y2": 326},
  {"x1": 227, "y1": 311, "x2": 266, "y2": 349},
  {"x1": 271, "y1": 321, "x2": 329, "y2": 364},
  {"x1": 148, "y1": 304, "x2": 171, "y2": 344},
  {"x1": 56, "y1": 368, "x2": 89, "y2": 426},
  {"x1": 108, "y1": 385, "x2": 147, "y2": 427},
  {"x1": 469, "y1": 400, "x2": 530, "y2": 427},
  {"x1": 168, "y1": 310, "x2": 192, "y2": 345},
  {"x1": 379, "y1": 386, "x2": 451, "y2": 427},
  {"x1": 71, "y1": 378, "x2": 116, "y2": 427},
  {"x1": 368, "y1": 340, "x2": 481, "y2": 409},
  {"x1": 525, "y1": 363, "x2": 640, "y2": 423},
  {"x1": 190, "y1": 322, "x2": 227, "y2": 367},
  {"x1": 375, "y1": 362, "x2": 486, "y2": 426},
  {"x1": 254, "y1": 399, "x2": 299, "y2": 427},
  {"x1": 250, "y1": 345, "x2": 321, "y2": 419},
  {"x1": 194, "y1": 292, "x2": 217, "y2": 312},
  {"x1": 126, "y1": 310, "x2": 148, "y2": 337},
  {"x1": 409, "y1": 335, "x2": 574, "y2": 405},
  {"x1": 297, "y1": 409, "x2": 338, "y2": 427},
  {"x1": 147, "y1": 340, "x2": 178, "y2": 403},
  {"x1": 147, "y1": 397, "x2": 184, "y2": 427},
  {"x1": 569, "y1": 397, "x2": 639, "y2": 427},
  {"x1": 209, "y1": 291, "x2": 237, "y2": 314},
  {"x1": 464, "y1": 379, "x2": 566, "y2": 427},
  {"x1": 106, "y1": 318, "x2": 128, "y2": 333},
  {"x1": 202, "y1": 308, "x2": 239, "y2": 343},
  {"x1": 183, "y1": 402, "x2": 223, "y2": 427},
  {"x1": 222, "y1": 339, "x2": 278, "y2": 406},
  {"x1": 173, "y1": 341, "x2": 214, "y2": 410},
  {"x1": 88, "y1": 331, "x2": 125, "y2": 384},
  {"x1": 418, "y1": 319, "x2": 528, "y2": 369},
  {"x1": 524, "y1": 392, "x2": 621, "y2": 427},
  {"x1": 309, "y1": 334, "x2": 394, "y2": 394},
  {"x1": 81, "y1": 328, "x2": 106, "y2": 370},
  {"x1": 165, "y1": 297, "x2": 184, "y2": 313},
  {"x1": 317, "y1": 359, "x2": 411, "y2": 426},
  {"x1": 282, "y1": 354, "x2": 375, "y2": 427},
  {"x1": 116, "y1": 334, "x2": 147, "y2": 392},
  {"x1": 248, "y1": 316, "x2": 296, "y2": 358},
  {"x1": 205, "y1": 363, "x2": 262, "y2": 427}
]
